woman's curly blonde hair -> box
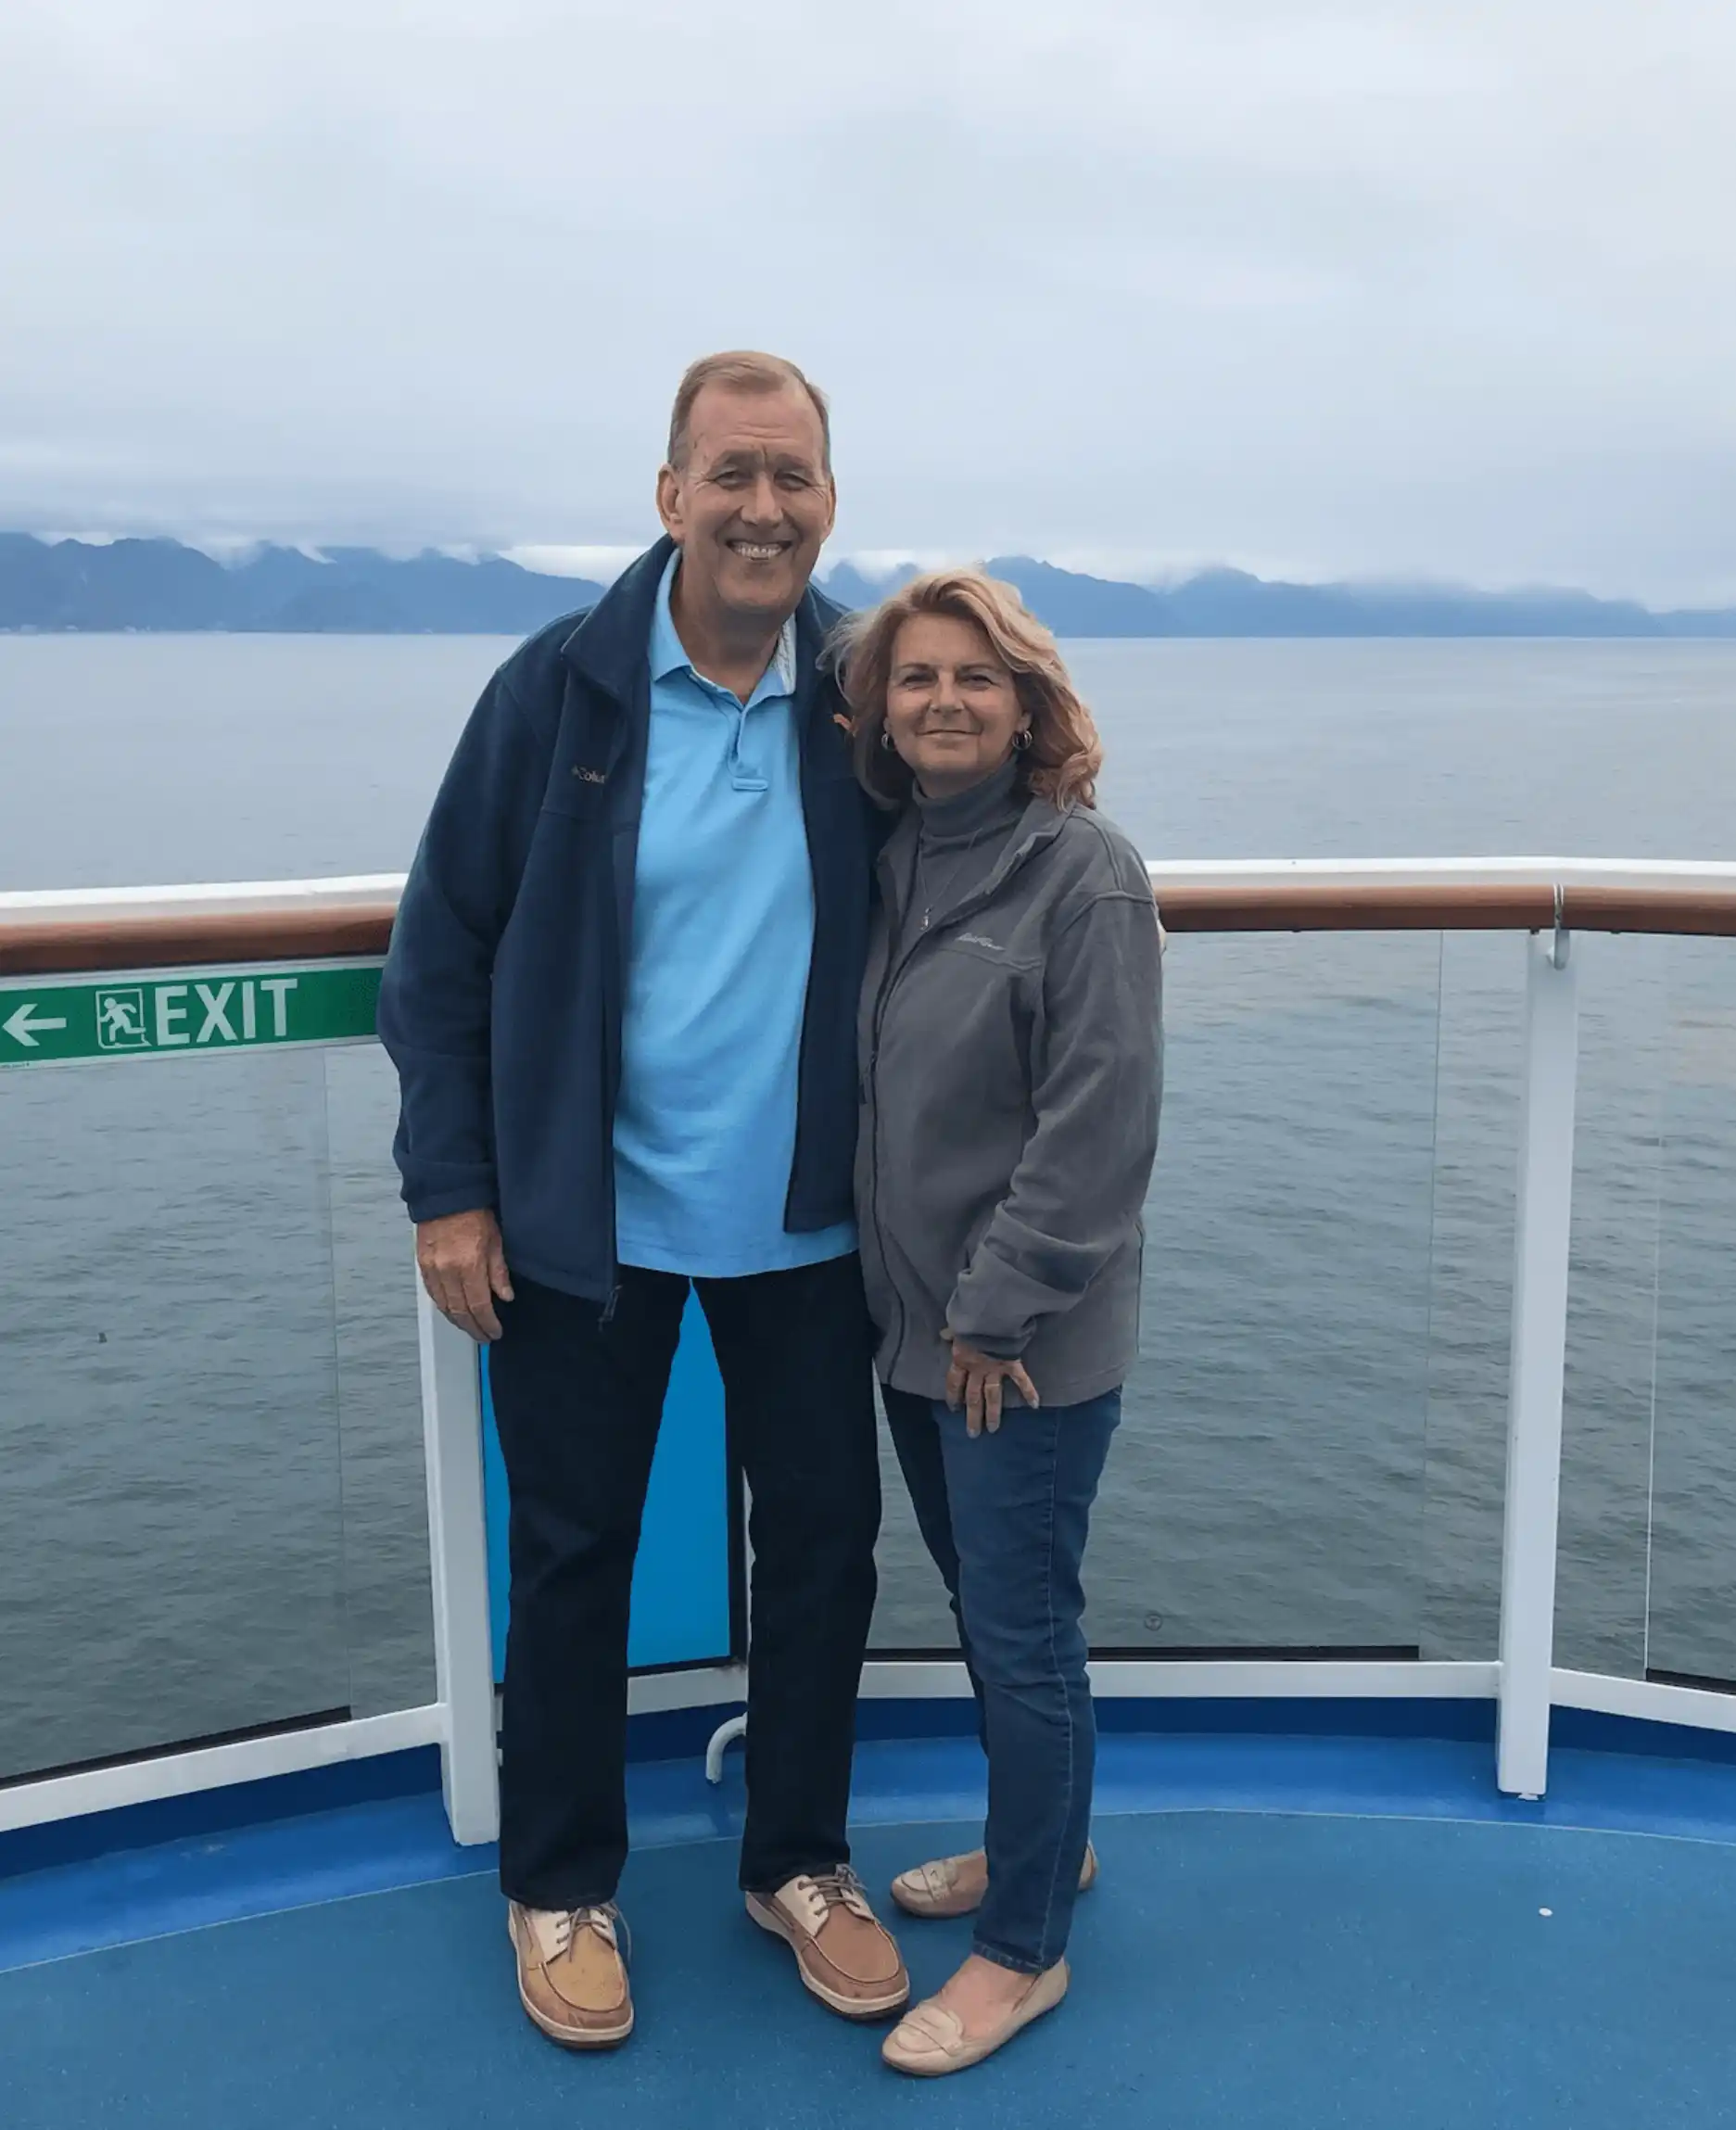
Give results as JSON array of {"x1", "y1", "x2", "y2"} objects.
[{"x1": 833, "y1": 567, "x2": 1102, "y2": 811}]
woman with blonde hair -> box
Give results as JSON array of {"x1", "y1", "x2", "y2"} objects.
[{"x1": 840, "y1": 568, "x2": 1162, "y2": 2074}]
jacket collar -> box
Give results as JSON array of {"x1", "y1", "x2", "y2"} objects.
[
  {"x1": 886, "y1": 790, "x2": 1065, "y2": 865},
  {"x1": 562, "y1": 533, "x2": 844, "y2": 706},
  {"x1": 881, "y1": 792, "x2": 1070, "y2": 929}
]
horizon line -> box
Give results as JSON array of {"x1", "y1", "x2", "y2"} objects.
[{"x1": 6, "y1": 528, "x2": 1733, "y2": 613}]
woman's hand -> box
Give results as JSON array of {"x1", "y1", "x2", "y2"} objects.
[{"x1": 944, "y1": 1334, "x2": 1040, "y2": 1438}]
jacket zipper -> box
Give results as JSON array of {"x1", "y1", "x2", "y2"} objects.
[{"x1": 863, "y1": 873, "x2": 911, "y2": 1378}]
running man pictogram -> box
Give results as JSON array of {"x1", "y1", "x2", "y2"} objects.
[{"x1": 95, "y1": 988, "x2": 149, "y2": 1049}]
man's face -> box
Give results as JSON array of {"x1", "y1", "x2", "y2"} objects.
[{"x1": 656, "y1": 384, "x2": 836, "y2": 626}]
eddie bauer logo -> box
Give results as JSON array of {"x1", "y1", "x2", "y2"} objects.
[{"x1": 957, "y1": 932, "x2": 1002, "y2": 951}]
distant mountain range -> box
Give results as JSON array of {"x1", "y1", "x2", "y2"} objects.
[
  {"x1": 5, "y1": 532, "x2": 1736, "y2": 639},
  {"x1": 0, "y1": 534, "x2": 606, "y2": 636}
]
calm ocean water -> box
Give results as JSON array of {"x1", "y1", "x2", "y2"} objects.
[{"x1": 3, "y1": 633, "x2": 1734, "y2": 1779}]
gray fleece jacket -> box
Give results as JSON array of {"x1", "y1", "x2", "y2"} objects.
[{"x1": 856, "y1": 770, "x2": 1163, "y2": 1407}]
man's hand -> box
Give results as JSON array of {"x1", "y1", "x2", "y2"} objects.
[
  {"x1": 944, "y1": 1333, "x2": 1040, "y2": 1438},
  {"x1": 417, "y1": 1209, "x2": 513, "y2": 1343}
]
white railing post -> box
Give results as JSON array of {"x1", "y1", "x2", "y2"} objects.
[
  {"x1": 1496, "y1": 923, "x2": 1580, "y2": 1797},
  {"x1": 417, "y1": 1284, "x2": 501, "y2": 1845}
]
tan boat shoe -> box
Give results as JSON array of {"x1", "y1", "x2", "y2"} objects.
[
  {"x1": 891, "y1": 1840, "x2": 1099, "y2": 1920},
  {"x1": 746, "y1": 1866, "x2": 910, "y2": 2020},
  {"x1": 507, "y1": 1900, "x2": 634, "y2": 2048},
  {"x1": 882, "y1": 1959, "x2": 1070, "y2": 2076}
]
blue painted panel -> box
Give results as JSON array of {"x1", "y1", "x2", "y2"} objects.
[{"x1": 480, "y1": 1292, "x2": 733, "y2": 1678}]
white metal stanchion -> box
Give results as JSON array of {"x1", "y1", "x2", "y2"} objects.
[
  {"x1": 1496, "y1": 923, "x2": 1580, "y2": 1798},
  {"x1": 705, "y1": 1713, "x2": 749, "y2": 1784},
  {"x1": 417, "y1": 1285, "x2": 501, "y2": 1845}
]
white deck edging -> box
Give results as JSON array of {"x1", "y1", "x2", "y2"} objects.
[
  {"x1": 1552, "y1": 1670, "x2": 1736, "y2": 1739},
  {"x1": 0, "y1": 1705, "x2": 445, "y2": 1836}
]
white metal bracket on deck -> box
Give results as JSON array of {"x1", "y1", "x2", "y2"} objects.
[{"x1": 705, "y1": 1714, "x2": 748, "y2": 1784}]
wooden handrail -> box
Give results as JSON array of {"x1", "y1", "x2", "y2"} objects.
[
  {"x1": 1557, "y1": 887, "x2": 1736, "y2": 937},
  {"x1": 1155, "y1": 883, "x2": 1559, "y2": 932},
  {"x1": 4, "y1": 881, "x2": 1736, "y2": 976},
  {"x1": 1159, "y1": 884, "x2": 1736, "y2": 935},
  {"x1": 0, "y1": 907, "x2": 396, "y2": 977}
]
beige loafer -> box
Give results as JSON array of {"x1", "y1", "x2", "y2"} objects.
[
  {"x1": 891, "y1": 1840, "x2": 1098, "y2": 1920},
  {"x1": 881, "y1": 1959, "x2": 1069, "y2": 2076}
]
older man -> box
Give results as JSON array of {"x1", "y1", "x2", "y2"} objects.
[{"x1": 378, "y1": 352, "x2": 905, "y2": 2048}]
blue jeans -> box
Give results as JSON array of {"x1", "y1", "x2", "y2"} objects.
[{"x1": 881, "y1": 1383, "x2": 1121, "y2": 1974}]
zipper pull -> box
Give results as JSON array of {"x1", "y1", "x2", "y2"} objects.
[{"x1": 600, "y1": 1285, "x2": 621, "y2": 1327}]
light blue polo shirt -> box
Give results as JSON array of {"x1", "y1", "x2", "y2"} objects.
[{"x1": 612, "y1": 553, "x2": 857, "y2": 1278}]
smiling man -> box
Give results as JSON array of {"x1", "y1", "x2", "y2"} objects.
[{"x1": 378, "y1": 352, "x2": 906, "y2": 2048}]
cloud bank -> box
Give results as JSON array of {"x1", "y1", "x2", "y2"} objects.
[{"x1": 2, "y1": 0, "x2": 1732, "y2": 599}]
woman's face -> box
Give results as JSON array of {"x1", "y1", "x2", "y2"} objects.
[{"x1": 884, "y1": 612, "x2": 1029, "y2": 798}]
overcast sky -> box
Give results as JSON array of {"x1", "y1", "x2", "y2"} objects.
[{"x1": 3, "y1": 0, "x2": 1733, "y2": 599}]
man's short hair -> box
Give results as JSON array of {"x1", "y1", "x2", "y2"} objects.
[{"x1": 665, "y1": 351, "x2": 831, "y2": 474}]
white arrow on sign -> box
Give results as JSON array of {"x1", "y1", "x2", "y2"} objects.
[{"x1": 3, "y1": 1000, "x2": 70, "y2": 1048}]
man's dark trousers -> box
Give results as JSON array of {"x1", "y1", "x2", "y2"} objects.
[{"x1": 488, "y1": 1252, "x2": 881, "y2": 1908}]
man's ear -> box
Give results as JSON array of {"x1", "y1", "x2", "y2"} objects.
[{"x1": 654, "y1": 463, "x2": 684, "y2": 540}]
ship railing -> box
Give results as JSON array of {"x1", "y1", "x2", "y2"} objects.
[{"x1": 3, "y1": 858, "x2": 1735, "y2": 1850}]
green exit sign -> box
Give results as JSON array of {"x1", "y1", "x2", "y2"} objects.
[{"x1": 0, "y1": 963, "x2": 383, "y2": 1067}]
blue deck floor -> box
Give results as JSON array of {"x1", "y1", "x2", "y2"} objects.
[{"x1": 6, "y1": 1731, "x2": 1736, "y2": 2127}]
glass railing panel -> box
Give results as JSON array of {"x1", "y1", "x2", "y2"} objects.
[
  {"x1": 322, "y1": 1043, "x2": 437, "y2": 1717},
  {"x1": 0, "y1": 1046, "x2": 351, "y2": 1781},
  {"x1": 1086, "y1": 931, "x2": 1443, "y2": 1654},
  {"x1": 13, "y1": 919, "x2": 1717, "y2": 1730},
  {"x1": 1553, "y1": 932, "x2": 1668, "y2": 1680},
  {"x1": 873, "y1": 931, "x2": 1451, "y2": 1657},
  {"x1": 789, "y1": 917, "x2": 1736, "y2": 1677},
  {"x1": 1644, "y1": 935, "x2": 1736, "y2": 1689},
  {"x1": 873, "y1": 932, "x2": 1469, "y2": 1658},
  {"x1": 1415, "y1": 930, "x2": 1525, "y2": 1661}
]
